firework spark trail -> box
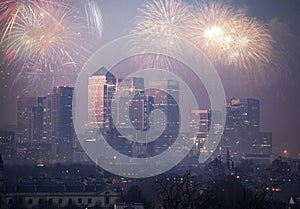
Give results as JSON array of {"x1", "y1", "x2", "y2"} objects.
[
  {"x1": 226, "y1": 18, "x2": 273, "y2": 69},
  {"x1": 132, "y1": 0, "x2": 273, "y2": 72},
  {"x1": 82, "y1": 0, "x2": 103, "y2": 38},
  {"x1": 0, "y1": 0, "x2": 93, "y2": 95},
  {"x1": 5, "y1": 4, "x2": 43, "y2": 61},
  {"x1": 188, "y1": 1, "x2": 244, "y2": 66},
  {"x1": 188, "y1": 1, "x2": 273, "y2": 70},
  {"x1": 0, "y1": 0, "x2": 30, "y2": 44},
  {"x1": 131, "y1": 0, "x2": 191, "y2": 70},
  {"x1": 0, "y1": 0, "x2": 69, "y2": 44},
  {"x1": 4, "y1": 2, "x2": 82, "y2": 60}
]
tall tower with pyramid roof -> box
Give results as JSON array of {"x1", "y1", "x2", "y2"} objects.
[{"x1": 88, "y1": 67, "x2": 117, "y2": 130}]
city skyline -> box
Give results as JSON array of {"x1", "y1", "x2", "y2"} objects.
[
  {"x1": 0, "y1": 1, "x2": 300, "y2": 208},
  {"x1": 0, "y1": 0, "x2": 299, "y2": 158},
  {"x1": 0, "y1": 70, "x2": 274, "y2": 165}
]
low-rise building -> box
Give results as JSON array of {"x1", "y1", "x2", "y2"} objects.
[
  {"x1": 3, "y1": 180, "x2": 120, "y2": 209},
  {"x1": 114, "y1": 202, "x2": 145, "y2": 209}
]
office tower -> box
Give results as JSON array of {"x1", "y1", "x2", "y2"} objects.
[
  {"x1": 225, "y1": 98, "x2": 260, "y2": 134},
  {"x1": 147, "y1": 80, "x2": 180, "y2": 154},
  {"x1": 114, "y1": 77, "x2": 145, "y2": 129},
  {"x1": 189, "y1": 109, "x2": 223, "y2": 156},
  {"x1": 149, "y1": 80, "x2": 179, "y2": 132},
  {"x1": 16, "y1": 97, "x2": 38, "y2": 144},
  {"x1": 88, "y1": 70, "x2": 106, "y2": 128},
  {"x1": 0, "y1": 130, "x2": 15, "y2": 160},
  {"x1": 16, "y1": 97, "x2": 50, "y2": 163},
  {"x1": 32, "y1": 97, "x2": 47, "y2": 144},
  {"x1": 129, "y1": 92, "x2": 154, "y2": 158},
  {"x1": 222, "y1": 98, "x2": 264, "y2": 159},
  {"x1": 129, "y1": 91, "x2": 154, "y2": 131},
  {"x1": 16, "y1": 97, "x2": 48, "y2": 144},
  {"x1": 50, "y1": 86, "x2": 74, "y2": 163},
  {"x1": 190, "y1": 110, "x2": 210, "y2": 155},
  {"x1": 117, "y1": 77, "x2": 144, "y2": 97},
  {"x1": 88, "y1": 67, "x2": 117, "y2": 131},
  {"x1": 14, "y1": 86, "x2": 76, "y2": 163},
  {"x1": 190, "y1": 110, "x2": 210, "y2": 138},
  {"x1": 108, "y1": 77, "x2": 155, "y2": 157},
  {"x1": 251, "y1": 132, "x2": 272, "y2": 155},
  {"x1": 243, "y1": 132, "x2": 273, "y2": 164}
]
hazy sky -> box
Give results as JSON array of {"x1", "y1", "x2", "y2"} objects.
[{"x1": 0, "y1": 0, "x2": 300, "y2": 157}]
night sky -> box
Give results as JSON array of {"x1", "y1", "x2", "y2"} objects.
[{"x1": 0, "y1": 0, "x2": 299, "y2": 157}]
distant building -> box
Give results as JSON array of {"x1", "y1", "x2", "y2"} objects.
[
  {"x1": 189, "y1": 109, "x2": 223, "y2": 156},
  {"x1": 114, "y1": 77, "x2": 146, "y2": 130},
  {"x1": 14, "y1": 87, "x2": 75, "y2": 164},
  {"x1": 117, "y1": 77, "x2": 144, "y2": 97},
  {"x1": 0, "y1": 130, "x2": 15, "y2": 160},
  {"x1": 221, "y1": 98, "x2": 268, "y2": 160},
  {"x1": 50, "y1": 86, "x2": 75, "y2": 163},
  {"x1": 129, "y1": 92, "x2": 154, "y2": 158},
  {"x1": 148, "y1": 80, "x2": 180, "y2": 154},
  {"x1": 225, "y1": 98, "x2": 260, "y2": 133},
  {"x1": 0, "y1": 155, "x2": 3, "y2": 209},
  {"x1": 190, "y1": 110, "x2": 210, "y2": 155},
  {"x1": 16, "y1": 97, "x2": 39, "y2": 144},
  {"x1": 15, "y1": 97, "x2": 50, "y2": 163},
  {"x1": 271, "y1": 156, "x2": 291, "y2": 175},
  {"x1": 3, "y1": 180, "x2": 120, "y2": 209},
  {"x1": 205, "y1": 157, "x2": 225, "y2": 179},
  {"x1": 128, "y1": 91, "x2": 154, "y2": 132},
  {"x1": 88, "y1": 67, "x2": 117, "y2": 131},
  {"x1": 251, "y1": 132, "x2": 272, "y2": 156},
  {"x1": 109, "y1": 78, "x2": 155, "y2": 157},
  {"x1": 0, "y1": 154, "x2": 3, "y2": 184},
  {"x1": 114, "y1": 202, "x2": 145, "y2": 209},
  {"x1": 87, "y1": 70, "x2": 152, "y2": 158}
]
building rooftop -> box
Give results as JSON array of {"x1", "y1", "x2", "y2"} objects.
[{"x1": 3, "y1": 180, "x2": 112, "y2": 194}]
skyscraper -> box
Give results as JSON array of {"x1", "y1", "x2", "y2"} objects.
[
  {"x1": 149, "y1": 80, "x2": 179, "y2": 133},
  {"x1": 243, "y1": 132, "x2": 273, "y2": 165},
  {"x1": 117, "y1": 77, "x2": 144, "y2": 97},
  {"x1": 0, "y1": 130, "x2": 15, "y2": 161},
  {"x1": 252, "y1": 132, "x2": 272, "y2": 156},
  {"x1": 189, "y1": 109, "x2": 223, "y2": 156},
  {"x1": 225, "y1": 98, "x2": 260, "y2": 134},
  {"x1": 16, "y1": 97, "x2": 50, "y2": 163},
  {"x1": 32, "y1": 97, "x2": 47, "y2": 144},
  {"x1": 14, "y1": 87, "x2": 75, "y2": 164},
  {"x1": 223, "y1": 98, "x2": 260, "y2": 153},
  {"x1": 16, "y1": 97, "x2": 38, "y2": 144},
  {"x1": 148, "y1": 80, "x2": 180, "y2": 154},
  {"x1": 50, "y1": 86, "x2": 74, "y2": 163},
  {"x1": 88, "y1": 67, "x2": 117, "y2": 131},
  {"x1": 190, "y1": 110, "x2": 210, "y2": 155},
  {"x1": 129, "y1": 91, "x2": 154, "y2": 131},
  {"x1": 114, "y1": 77, "x2": 145, "y2": 130},
  {"x1": 221, "y1": 98, "x2": 273, "y2": 162},
  {"x1": 128, "y1": 92, "x2": 154, "y2": 158}
]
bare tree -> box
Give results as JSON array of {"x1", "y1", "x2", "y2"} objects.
[{"x1": 154, "y1": 172, "x2": 213, "y2": 209}]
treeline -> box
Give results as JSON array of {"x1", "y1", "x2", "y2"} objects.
[{"x1": 121, "y1": 173, "x2": 299, "y2": 209}]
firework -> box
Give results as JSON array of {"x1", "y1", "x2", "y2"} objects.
[
  {"x1": 0, "y1": 0, "x2": 67, "y2": 44},
  {"x1": 81, "y1": 0, "x2": 103, "y2": 38},
  {"x1": 131, "y1": 0, "x2": 191, "y2": 69},
  {"x1": 0, "y1": 0, "x2": 91, "y2": 95},
  {"x1": 188, "y1": 1, "x2": 273, "y2": 69},
  {"x1": 8, "y1": 3, "x2": 85, "y2": 61}
]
